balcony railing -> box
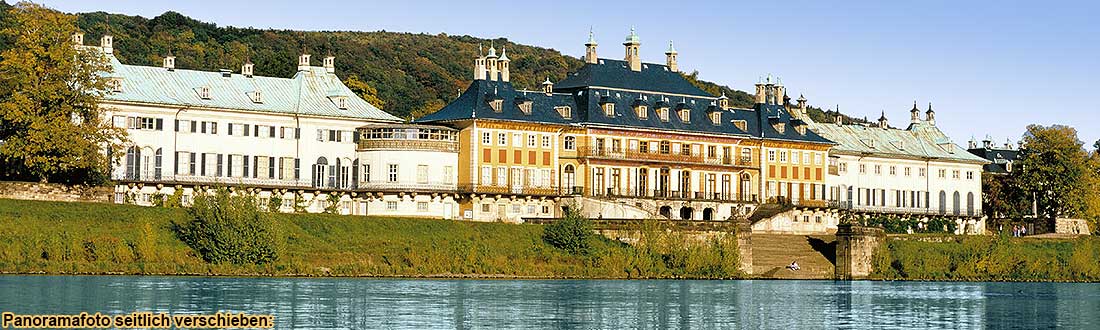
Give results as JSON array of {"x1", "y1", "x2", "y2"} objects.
[
  {"x1": 357, "y1": 139, "x2": 459, "y2": 153},
  {"x1": 830, "y1": 201, "x2": 980, "y2": 217},
  {"x1": 458, "y1": 184, "x2": 562, "y2": 196},
  {"x1": 115, "y1": 174, "x2": 314, "y2": 189},
  {"x1": 577, "y1": 147, "x2": 756, "y2": 168},
  {"x1": 589, "y1": 188, "x2": 757, "y2": 203},
  {"x1": 358, "y1": 181, "x2": 456, "y2": 193}
]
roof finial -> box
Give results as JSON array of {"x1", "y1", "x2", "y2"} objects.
[
  {"x1": 586, "y1": 26, "x2": 597, "y2": 45},
  {"x1": 667, "y1": 40, "x2": 676, "y2": 53},
  {"x1": 499, "y1": 46, "x2": 509, "y2": 61}
]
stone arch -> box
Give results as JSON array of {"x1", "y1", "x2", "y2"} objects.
[
  {"x1": 313, "y1": 157, "x2": 329, "y2": 188},
  {"x1": 938, "y1": 190, "x2": 947, "y2": 215},
  {"x1": 659, "y1": 206, "x2": 672, "y2": 219},
  {"x1": 680, "y1": 207, "x2": 694, "y2": 220},
  {"x1": 967, "y1": 192, "x2": 975, "y2": 216},
  {"x1": 702, "y1": 207, "x2": 715, "y2": 221},
  {"x1": 953, "y1": 191, "x2": 961, "y2": 216}
]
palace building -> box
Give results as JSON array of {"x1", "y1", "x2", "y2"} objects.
[
  {"x1": 78, "y1": 33, "x2": 461, "y2": 218},
  {"x1": 418, "y1": 29, "x2": 833, "y2": 223},
  {"x1": 800, "y1": 102, "x2": 989, "y2": 234}
]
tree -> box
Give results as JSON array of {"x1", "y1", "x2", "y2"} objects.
[
  {"x1": 173, "y1": 187, "x2": 280, "y2": 265},
  {"x1": 542, "y1": 206, "x2": 594, "y2": 255},
  {"x1": 981, "y1": 172, "x2": 1029, "y2": 221},
  {"x1": 1014, "y1": 125, "x2": 1094, "y2": 220},
  {"x1": 344, "y1": 74, "x2": 386, "y2": 110},
  {"x1": 0, "y1": 2, "x2": 124, "y2": 183}
]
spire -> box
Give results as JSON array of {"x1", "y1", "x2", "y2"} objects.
[
  {"x1": 910, "y1": 100, "x2": 921, "y2": 123},
  {"x1": 665, "y1": 40, "x2": 678, "y2": 72},
  {"x1": 479, "y1": 43, "x2": 483, "y2": 57},
  {"x1": 623, "y1": 27, "x2": 641, "y2": 71},
  {"x1": 486, "y1": 41, "x2": 497, "y2": 58},
  {"x1": 499, "y1": 46, "x2": 509, "y2": 62},
  {"x1": 586, "y1": 26, "x2": 597, "y2": 46},
  {"x1": 585, "y1": 27, "x2": 599, "y2": 64},
  {"x1": 925, "y1": 102, "x2": 936, "y2": 125},
  {"x1": 666, "y1": 40, "x2": 676, "y2": 54}
]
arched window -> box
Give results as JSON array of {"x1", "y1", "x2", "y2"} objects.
[
  {"x1": 953, "y1": 191, "x2": 961, "y2": 216},
  {"x1": 563, "y1": 164, "x2": 576, "y2": 193},
  {"x1": 313, "y1": 157, "x2": 329, "y2": 188},
  {"x1": 124, "y1": 146, "x2": 140, "y2": 180},
  {"x1": 939, "y1": 190, "x2": 947, "y2": 215},
  {"x1": 740, "y1": 173, "x2": 752, "y2": 201},
  {"x1": 967, "y1": 192, "x2": 975, "y2": 216}
]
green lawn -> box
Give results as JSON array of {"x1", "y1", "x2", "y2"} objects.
[
  {"x1": 873, "y1": 234, "x2": 1100, "y2": 282},
  {"x1": 0, "y1": 199, "x2": 741, "y2": 279}
]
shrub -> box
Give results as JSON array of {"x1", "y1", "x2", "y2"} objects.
[
  {"x1": 542, "y1": 207, "x2": 594, "y2": 254},
  {"x1": 172, "y1": 187, "x2": 280, "y2": 265}
]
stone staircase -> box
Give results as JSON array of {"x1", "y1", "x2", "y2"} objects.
[
  {"x1": 747, "y1": 203, "x2": 792, "y2": 225},
  {"x1": 752, "y1": 234, "x2": 836, "y2": 279}
]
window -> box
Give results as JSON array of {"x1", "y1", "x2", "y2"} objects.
[
  {"x1": 612, "y1": 139, "x2": 622, "y2": 153},
  {"x1": 874, "y1": 165, "x2": 882, "y2": 175},
  {"x1": 512, "y1": 133, "x2": 522, "y2": 147},
  {"x1": 498, "y1": 133, "x2": 507, "y2": 146},
  {"x1": 966, "y1": 171, "x2": 974, "y2": 180},
  {"x1": 387, "y1": 201, "x2": 398, "y2": 211},
  {"x1": 920, "y1": 168, "x2": 927, "y2": 177},
  {"x1": 889, "y1": 166, "x2": 896, "y2": 175},
  {"x1": 657, "y1": 107, "x2": 670, "y2": 122},
  {"x1": 481, "y1": 166, "x2": 492, "y2": 184},
  {"x1": 710, "y1": 111, "x2": 721, "y2": 125},
  {"x1": 496, "y1": 167, "x2": 507, "y2": 186},
  {"x1": 792, "y1": 151, "x2": 800, "y2": 164},
  {"x1": 803, "y1": 152, "x2": 810, "y2": 165},
  {"x1": 859, "y1": 164, "x2": 866, "y2": 174},
  {"x1": 481, "y1": 203, "x2": 491, "y2": 213},
  {"x1": 518, "y1": 101, "x2": 533, "y2": 114},
  {"x1": 528, "y1": 134, "x2": 536, "y2": 147},
  {"x1": 417, "y1": 165, "x2": 429, "y2": 184},
  {"x1": 527, "y1": 205, "x2": 536, "y2": 214},
  {"x1": 482, "y1": 131, "x2": 491, "y2": 145},
  {"x1": 840, "y1": 162, "x2": 848, "y2": 173},
  {"x1": 939, "y1": 169, "x2": 947, "y2": 178},
  {"x1": 732, "y1": 120, "x2": 747, "y2": 131},
  {"x1": 659, "y1": 141, "x2": 671, "y2": 154},
  {"x1": 952, "y1": 170, "x2": 960, "y2": 179},
  {"x1": 541, "y1": 135, "x2": 550, "y2": 148},
  {"x1": 602, "y1": 103, "x2": 615, "y2": 116},
  {"x1": 443, "y1": 166, "x2": 454, "y2": 184},
  {"x1": 197, "y1": 86, "x2": 211, "y2": 99},
  {"x1": 635, "y1": 105, "x2": 648, "y2": 119},
  {"x1": 489, "y1": 99, "x2": 503, "y2": 112},
  {"x1": 678, "y1": 109, "x2": 690, "y2": 123},
  {"x1": 639, "y1": 141, "x2": 649, "y2": 153},
  {"x1": 555, "y1": 106, "x2": 572, "y2": 119},
  {"x1": 779, "y1": 151, "x2": 787, "y2": 163},
  {"x1": 248, "y1": 91, "x2": 263, "y2": 103},
  {"x1": 707, "y1": 146, "x2": 717, "y2": 159},
  {"x1": 388, "y1": 164, "x2": 399, "y2": 182},
  {"x1": 768, "y1": 150, "x2": 776, "y2": 162},
  {"x1": 280, "y1": 157, "x2": 296, "y2": 180},
  {"x1": 418, "y1": 202, "x2": 429, "y2": 212},
  {"x1": 564, "y1": 136, "x2": 576, "y2": 150},
  {"x1": 904, "y1": 167, "x2": 911, "y2": 176}
]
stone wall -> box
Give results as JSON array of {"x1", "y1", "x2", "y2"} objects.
[
  {"x1": 0, "y1": 181, "x2": 112, "y2": 203},
  {"x1": 1055, "y1": 218, "x2": 1091, "y2": 235},
  {"x1": 835, "y1": 224, "x2": 885, "y2": 280}
]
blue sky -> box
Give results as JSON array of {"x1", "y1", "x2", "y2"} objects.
[{"x1": 43, "y1": 0, "x2": 1100, "y2": 148}]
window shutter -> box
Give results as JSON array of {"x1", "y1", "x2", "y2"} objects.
[
  {"x1": 156, "y1": 118, "x2": 163, "y2": 131},
  {"x1": 254, "y1": 125, "x2": 260, "y2": 137},
  {"x1": 244, "y1": 124, "x2": 250, "y2": 136},
  {"x1": 252, "y1": 156, "x2": 259, "y2": 178},
  {"x1": 217, "y1": 154, "x2": 223, "y2": 177},
  {"x1": 295, "y1": 128, "x2": 301, "y2": 139},
  {"x1": 294, "y1": 159, "x2": 300, "y2": 180},
  {"x1": 190, "y1": 121, "x2": 197, "y2": 133},
  {"x1": 269, "y1": 126, "x2": 276, "y2": 138},
  {"x1": 174, "y1": 120, "x2": 179, "y2": 132},
  {"x1": 317, "y1": 129, "x2": 324, "y2": 141},
  {"x1": 243, "y1": 156, "x2": 249, "y2": 179},
  {"x1": 189, "y1": 153, "x2": 196, "y2": 175},
  {"x1": 269, "y1": 157, "x2": 276, "y2": 178},
  {"x1": 228, "y1": 124, "x2": 234, "y2": 136},
  {"x1": 227, "y1": 156, "x2": 234, "y2": 178},
  {"x1": 200, "y1": 153, "x2": 207, "y2": 176}
]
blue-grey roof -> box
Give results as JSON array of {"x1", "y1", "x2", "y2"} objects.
[
  {"x1": 417, "y1": 79, "x2": 833, "y2": 146},
  {"x1": 554, "y1": 59, "x2": 712, "y2": 97},
  {"x1": 97, "y1": 49, "x2": 401, "y2": 122}
]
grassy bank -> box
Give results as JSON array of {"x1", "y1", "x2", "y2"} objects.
[
  {"x1": 0, "y1": 199, "x2": 740, "y2": 279},
  {"x1": 873, "y1": 234, "x2": 1100, "y2": 282}
]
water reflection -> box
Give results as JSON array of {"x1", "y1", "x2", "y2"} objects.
[{"x1": 1, "y1": 276, "x2": 1098, "y2": 329}]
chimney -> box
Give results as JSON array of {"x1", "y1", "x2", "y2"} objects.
[
  {"x1": 623, "y1": 27, "x2": 641, "y2": 72},
  {"x1": 72, "y1": 32, "x2": 84, "y2": 45},
  {"x1": 101, "y1": 35, "x2": 113, "y2": 54},
  {"x1": 242, "y1": 61, "x2": 254, "y2": 77},
  {"x1": 473, "y1": 44, "x2": 487, "y2": 80},
  {"x1": 774, "y1": 79, "x2": 786, "y2": 106},
  {"x1": 925, "y1": 102, "x2": 936, "y2": 125},
  {"x1": 542, "y1": 77, "x2": 554, "y2": 95},
  {"x1": 585, "y1": 28, "x2": 598, "y2": 64},
  {"x1": 163, "y1": 55, "x2": 175, "y2": 71},
  {"x1": 878, "y1": 111, "x2": 888, "y2": 128},
  {"x1": 498, "y1": 47, "x2": 510, "y2": 82},
  {"x1": 665, "y1": 40, "x2": 678, "y2": 72},
  {"x1": 910, "y1": 101, "x2": 921, "y2": 124},
  {"x1": 297, "y1": 54, "x2": 311, "y2": 72},
  {"x1": 754, "y1": 81, "x2": 766, "y2": 104},
  {"x1": 486, "y1": 43, "x2": 498, "y2": 81},
  {"x1": 323, "y1": 56, "x2": 335, "y2": 74}
]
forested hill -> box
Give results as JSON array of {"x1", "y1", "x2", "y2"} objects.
[{"x1": 0, "y1": 3, "x2": 837, "y2": 122}]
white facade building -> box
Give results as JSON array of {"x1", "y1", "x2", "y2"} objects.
[
  {"x1": 798, "y1": 102, "x2": 989, "y2": 234},
  {"x1": 79, "y1": 34, "x2": 461, "y2": 218}
]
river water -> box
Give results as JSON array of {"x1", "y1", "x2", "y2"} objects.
[{"x1": 1, "y1": 276, "x2": 1097, "y2": 329}]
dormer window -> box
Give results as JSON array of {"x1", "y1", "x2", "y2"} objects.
[
  {"x1": 108, "y1": 78, "x2": 123, "y2": 93},
  {"x1": 248, "y1": 91, "x2": 263, "y2": 104},
  {"x1": 489, "y1": 99, "x2": 503, "y2": 112},
  {"x1": 334, "y1": 96, "x2": 348, "y2": 109},
  {"x1": 773, "y1": 122, "x2": 785, "y2": 134},
  {"x1": 555, "y1": 106, "x2": 572, "y2": 119},
  {"x1": 732, "y1": 120, "x2": 747, "y2": 131},
  {"x1": 709, "y1": 112, "x2": 721, "y2": 125},
  {"x1": 635, "y1": 105, "x2": 648, "y2": 119},
  {"x1": 518, "y1": 101, "x2": 533, "y2": 115},
  {"x1": 796, "y1": 125, "x2": 806, "y2": 135},
  {"x1": 861, "y1": 138, "x2": 875, "y2": 148},
  {"x1": 602, "y1": 103, "x2": 615, "y2": 117},
  {"x1": 196, "y1": 86, "x2": 210, "y2": 99},
  {"x1": 657, "y1": 107, "x2": 670, "y2": 122},
  {"x1": 678, "y1": 109, "x2": 690, "y2": 123}
]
